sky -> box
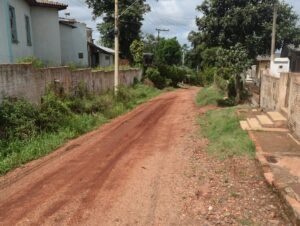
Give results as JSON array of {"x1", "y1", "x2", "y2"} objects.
[{"x1": 59, "y1": 0, "x2": 300, "y2": 46}]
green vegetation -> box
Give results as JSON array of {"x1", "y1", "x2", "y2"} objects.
[
  {"x1": 196, "y1": 86, "x2": 224, "y2": 107},
  {"x1": 145, "y1": 65, "x2": 202, "y2": 89},
  {"x1": 16, "y1": 56, "x2": 44, "y2": 68},
  {"x1": 198, "y1": 107, "x2": 255, "y2": 159},
  {"x1": 92, "y1": 65, "x2": 134, "y2": 72},
  {"x1": 85, "y1": 0, "x2": 150, "y2": 60},
  {"x1": 185, "y1": 0, "x2": 300, "y2": 105},
  {"x1": 156, "y1": 38, "x2": 182, "y2": 66},
  {"x1": 130, "y1": 40, "x2": 144, "y2": 66},
  {"x1": 0, "y1": 84, "x2": 160, "y2": 175},
  {"x1": 189, "y1": 0, "x2": 300, "y2": 60}
]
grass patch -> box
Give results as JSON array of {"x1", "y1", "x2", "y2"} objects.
[
  {"x1": 198, "y1": 107, "x2": 255, "y2": 159},
  {"x1": 0, "y1": 114, "x2": 107, "y2": 174},
  {"x1": 0, "y1": 84, "x2": 161, "y2": 175},
  {"x1": 196, "y1": 86, "x2": 224, "y2": 107}
]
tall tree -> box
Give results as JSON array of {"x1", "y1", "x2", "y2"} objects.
[
  {"x1": 143, "y1": 33, "x2": 157, "y2": 53},
  {"x1": 156, "y1": 38, "x2": 182, "y2": 65},
  {"x1": 191, "y1": 0, "x2": 300, "y2": 59},
  {"x1": 85, "y1": 0, "x2": 150, "y2": 60}
]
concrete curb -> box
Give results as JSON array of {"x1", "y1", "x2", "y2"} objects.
[{"x1": 248, "y1": 131, "x2": 300, "y2": 226}]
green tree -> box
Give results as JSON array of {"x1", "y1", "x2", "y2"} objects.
[
  {"x1": 216, "y1": 44, "x2": 252, "y2": 103},
  {"x1": 130, "y1": 40, "x2": 144, "y2": 66},
  {"x1": 192, "y1": 0, "x2": 300, "y2": 59},
  {"x1": 156, "y1": 38, "x2": 182, "y2": 65},
  {"x1": 143, "y1": 33, "x2": 157, "y2": 53},
  {"x1": 85, "y1": 0, "x2": 150, "y2": 60}
]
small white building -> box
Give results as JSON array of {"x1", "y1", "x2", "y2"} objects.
[
  {"x1": 0, "y1": 0, "x2": 67, "y2": 65},
  {"x1": 59, "y1": 18, "x2": 89, "y2": 66},
  {"x1": 87, "y1": 42, "x2": 114, "y2": 68},
  {"x1": 270, "y1": 57, "x2": 290, "y2": 78}
]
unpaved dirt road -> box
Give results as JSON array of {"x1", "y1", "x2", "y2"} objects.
[{"x1": 0, "y1": 88, "x2": 202, "y2": 226}]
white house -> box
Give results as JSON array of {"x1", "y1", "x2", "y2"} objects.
[
  {"x1": 0, "y1": 0, "x2": 67, "y2": 65},
  {"x1": 59, "y1": 18, "x2": 89, "y2": 66},
  {"x1": 87, "y1": 41, "x2": 114, "y2": 68}
]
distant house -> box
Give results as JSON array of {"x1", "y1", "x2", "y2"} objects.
[
  {"x1": 59, "y1": 18, "x2": 89, "y2": 66},
  {"x1": 87, "y1": 42, "x2": 114, "y2": 68},
  {"x1": 0, "y1": 0, "x2": 67, "y2": 65},
  {"x1": 281, "y1": 45, "x2": 300, "y2": 72}
]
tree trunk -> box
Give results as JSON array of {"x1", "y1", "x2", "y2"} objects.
[{"x1": 235, "y1": 75, "x2": 241, "y2": 104}]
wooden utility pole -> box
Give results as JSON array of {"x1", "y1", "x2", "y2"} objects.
[
  {"x1": 155, "y1": 28, "x2": 169, "y2": 41},
  {"x1": 271, "y1": 3, "x2": 278, "y2": 62},
  {"x1": 114, "y1": 0, "x2": 119, "y2": 94}
]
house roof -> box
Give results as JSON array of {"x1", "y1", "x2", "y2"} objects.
[
  {"x1": 256, "y1": 53, "x2": 281, "y2": 61},
  {"x1": 88, "y1": 42, "x2": 115, "y2": 54},
  {"x1": 25, "y1": 0, "x2": 67, "y2": 10},
  {"x1": 59, "y1": 18, "x2": 77, "y2": 28},
  {"x1": 98, "y1": 45, "x2": 115, "y2": 54},
  {"x1": 256, "y1": 55, "x2": 270, "y2": 61},
  {"x1": 59, "y1": 21, "x2": 77, "y2": 28},
  {"x1": 274, "y1": 57, "x2": 290, "y2": 63}
]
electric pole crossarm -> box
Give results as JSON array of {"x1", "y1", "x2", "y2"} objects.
[{"x1": 156, "y1": 28, "x2": 169, "y2": 40}]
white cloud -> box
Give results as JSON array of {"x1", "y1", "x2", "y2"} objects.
[{"x1": 57, "y1": 0, "x2": 300, "y2": 45}]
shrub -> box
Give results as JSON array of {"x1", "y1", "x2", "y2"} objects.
[
  {"x1": 157, "y1": 65, "x2": 190, "y2": 87},
  {"x1": 228, "y1": 77, "x2": 237, "y2": 98},
  {"x1": 105, "y1": 102, "x2": 126, "y2": 119},
  {"x1": 17, "y1": 56, "x2": 44, "y2": 68},
  {"x1": 217, "y1": 98, "x2": 236, "y2": 107},
  {"x1": 214, "y1": 75, "x2": 228, "y2": 91},
  {"x1": 201, "y1": 67, "x2": 217, "y2": 86},
  {"x1": 66, "y1": 97, "x2": 93, "y2": 114},
  {"x1": 37, "y1": 92, "x2": 73, "y2": 131},
  {"x1": 0, "y1": 98, "x2": 38, "y2": 140},
  {"x1": 145, "y1": 67, "x2": 169, "y2": 89},
  {"x1": 90, "y1": 94, "x2": 115, "y2": 113},
  {"x1": 74, "y1": 81, "x2": 90, "y2": 99},
  {"x1": 116, "y1": 85, "x2": 134, "y2": 103},
  {"x1": 189, "y1": 72, "x2": 203, "y2": 86}
]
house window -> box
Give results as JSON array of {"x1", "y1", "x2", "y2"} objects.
[
  {"x1": 105, "y1": 55, "x2": 110, "y2": 60},
  {"x1": 9, "y1": 5, "x2": 18, "y2": 43},
  {"x1": 25, "y1": 15, "x2": 32, "y2": 46},
  {"x1": 78, "y1": 53, "x2": 84, "y2": 59}
]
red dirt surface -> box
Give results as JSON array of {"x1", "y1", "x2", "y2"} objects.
[
  {"x1": 0, "y1": 88, "x2": 200, "y2": 226},
  {"x1": 0, "y1": 88, "x2": 291, "y2": 226}
]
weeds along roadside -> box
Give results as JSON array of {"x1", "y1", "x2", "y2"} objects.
[
  {"x1": 196, "y1": 86, "x2": 255, "y2": 159},
  {"x1": 0, "y1": 83, "x2": 161, "y2": 175}
]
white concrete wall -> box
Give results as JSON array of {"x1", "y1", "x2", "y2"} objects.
[
  {"x1": 270, "y1": 58, "x2": 290, "y2": 78},
  {"x1": 60, "y1": 22, "x2": 89, "y2": 66},
  {"x1": 0, "y1": 0, "x2": 34, "y2": 63},
  {"x1": 31, "y1": 7, "x2": 62, "y2": 65}
]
